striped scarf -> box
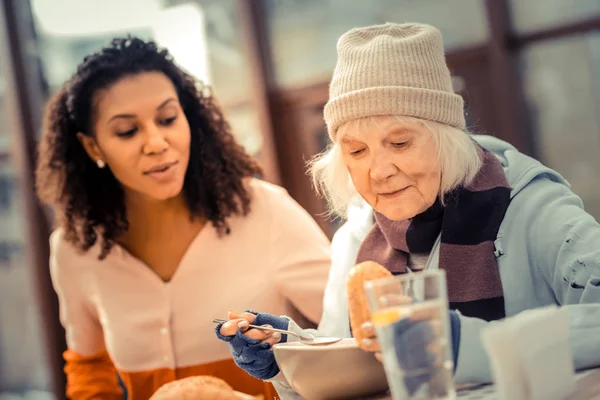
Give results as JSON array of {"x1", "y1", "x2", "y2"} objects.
[{"x1": 356, "y1": 148, "x2": 510, "y2": 321}]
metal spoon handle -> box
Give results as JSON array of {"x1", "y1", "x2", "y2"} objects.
[
  {"x1": 245, "y1": 324, "x2": 299, "y2": 338},
  {"x1": 213, "y1": 318, "x2": 301, "y2": 339}
]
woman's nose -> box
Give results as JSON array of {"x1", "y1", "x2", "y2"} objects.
[
  {"x1": 142, "y1": 125, "x2": 168, "y2": 155},
  {"x1": 370, "y1": 155, "x2": 397, "y2": 182}
]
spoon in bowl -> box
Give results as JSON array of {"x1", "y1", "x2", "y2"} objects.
[{"x1": 213, "y1": 319, "x2": 342, "y2": 346}]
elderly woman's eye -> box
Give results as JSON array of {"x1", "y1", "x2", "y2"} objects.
[
  {"x1": 350, "y1": 149, "x2": 365, "y2": 156},
  {"x1": 393, "y1": 141, "x2": 408, "y2": 148}
]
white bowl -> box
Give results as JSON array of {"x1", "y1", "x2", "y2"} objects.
[{"x1": 273, "y1": 338, "x2": 389, "y2": 400}]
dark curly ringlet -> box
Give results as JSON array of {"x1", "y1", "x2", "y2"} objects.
[{"x1": 36, "y1": 36, "x2": 262, "y2": 259}]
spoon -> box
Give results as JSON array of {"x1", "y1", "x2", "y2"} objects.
[{"x1": 213, "y1": 319, "x2": 342, "y2": 346}]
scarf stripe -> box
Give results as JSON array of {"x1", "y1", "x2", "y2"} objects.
[{"x1": 449, "y1": 297, "x2": 506, "y2": 322}]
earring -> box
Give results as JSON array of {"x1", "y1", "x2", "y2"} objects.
[{"x1": 96, "y1": 160, "x2": 106, "y2": 168}]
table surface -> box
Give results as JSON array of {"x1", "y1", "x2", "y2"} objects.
[{"x1": 370, "y1": 368, "x2": 600, "y2": 400}]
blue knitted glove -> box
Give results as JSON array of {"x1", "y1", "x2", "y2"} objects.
[
  {"x1": 392, "y1": 310, "x2": 461, "y2": 394},
  {"x1": 215, "y1": 311, "x2": 289, "y2": 380}
]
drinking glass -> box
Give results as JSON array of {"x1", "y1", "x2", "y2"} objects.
[{"x1": 364, "y1": 270, "x2": 456, "y2": 400}]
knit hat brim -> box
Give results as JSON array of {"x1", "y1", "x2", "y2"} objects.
[{"x1": 324, "y1": 86, "x2": 466, "y2": 141}]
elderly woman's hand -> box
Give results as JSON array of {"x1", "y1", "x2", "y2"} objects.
[
  {"x1": 359, "y1": 293, "x2": 413, "y2": 359},
  {"x1": 215, "y1": 310, "x2": 289, "y2": 380},
  {"x1": 358, "y1": 321, "x2": 381, "y2": 355}
]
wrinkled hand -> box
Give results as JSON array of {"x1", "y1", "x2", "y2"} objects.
[
  {"x1": 215, "y1": 310, "x2": 289, "y2": 380},
  {"x1": 360, "y1": 294, "x2": 415, "y2": 361},
  {"x1": 358, "y1": 321, "x2": 381, "y2": 357}
]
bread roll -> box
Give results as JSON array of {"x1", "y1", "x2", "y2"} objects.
[
  {"x1": 149, "y1": 375, "x2": 261, "y2": 400},
  {"x1": 346, "y1": 261, "x2": 392, "y2": 349}
]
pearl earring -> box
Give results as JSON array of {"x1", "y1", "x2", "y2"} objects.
[{"x1": 96, "y1": 160, "x2": 106, "y2": 168}]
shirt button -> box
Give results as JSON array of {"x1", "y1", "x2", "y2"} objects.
[
  {"x1": 160, "y1": 327, "x2": 168, "y2": 335},
  {"x1": 163, "y1": 356, "x2": 169, "y2": 362}
]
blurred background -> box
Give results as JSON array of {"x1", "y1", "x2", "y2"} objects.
[{"x1": 0, "y1": 0, "x2": 599, "y2": 398}]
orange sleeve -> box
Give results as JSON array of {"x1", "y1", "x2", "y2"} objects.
[
  {"x1": 49, "y1": 230, "x2": 123, "y2": 399},
  {"x1": 63, "y1": 349, "x2": 123, "y2": 400}
]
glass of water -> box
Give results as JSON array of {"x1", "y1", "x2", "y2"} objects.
[{"x1": 364, "y1": 270, "x2": 456, "y2": 400}]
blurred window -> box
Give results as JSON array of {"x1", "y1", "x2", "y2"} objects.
[
  {"x1": 520, "y1": 32, "x2": 600, "y2": 219},
  {"x1": 266, "y1": 0, "x2": 489, "y2": 88},
  {"x1": 509, "y1": 0, "x2": 600, "y2": 34}
]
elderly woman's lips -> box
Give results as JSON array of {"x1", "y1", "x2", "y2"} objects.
[{"x1": 379, "y1": 188, "x2": 407, "y2": 199}]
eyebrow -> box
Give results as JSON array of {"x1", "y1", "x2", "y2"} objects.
[
  {"x1": 386, "y1": 126, "x2": 414, "y2": 136},
  {"x1": 341, "y1": 136, "x2": 362, "y2": 144},
  {"x1": 106, "y1": 97, "x2": 177, "y2": 124},
  {"x1": 339, "y1": 128, "x2": 413, "y2": 145}
]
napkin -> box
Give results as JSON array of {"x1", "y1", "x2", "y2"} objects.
[{"x1": 481, "y1": 306, "x2": 575, "y2": 400}]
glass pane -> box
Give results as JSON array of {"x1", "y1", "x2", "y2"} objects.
[
  {"x1": 33, "y1": 0, "x2": 254, "y2": 104},
  {"x1": 267, "y1": 0, "x2": 489, "y2": 88},
  {"x1": 31, "y1": 0, "x2": 263, "y2": 156},
  {"x1": 198, "y1": 0, "x2": 254, "y2": 104},
  {"x1": 509, "y1": 0, "x2": 600, "y2": 34},
  {"x1": 223, "y1": 104, "x2": 263, "y2": 158},
  {"x1": 33, "y1": 1, "x2": 200, "y2": 88},
  {"x1": 520, "y1": 33, "x2": 600, "y2": 220}
]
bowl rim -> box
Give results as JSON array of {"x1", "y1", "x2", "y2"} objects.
[{"x1": 273, "y1": 337, "x2": 359, "y2": 351}]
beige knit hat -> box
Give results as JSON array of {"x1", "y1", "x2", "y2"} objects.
[{"x1": 324, "y1": 22, "x2": 465, "y2": 141}]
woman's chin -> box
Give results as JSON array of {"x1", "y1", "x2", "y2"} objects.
[
  {"x1": 374, "y1": 202, "x2": 422, "y2": 221},
  {"x1": 378, "y1": 210, "x2": 414, "y2": 221},
  {"x1": 145, "y1": 183, "x2": 185, "y2": 202},
  {"x1": 373, "y1": 193, "x2": 436, "y2": 221}
]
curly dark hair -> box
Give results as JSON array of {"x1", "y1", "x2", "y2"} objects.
[{"x1": 36, "y1": 36, "x2": 262, "y2": 259}]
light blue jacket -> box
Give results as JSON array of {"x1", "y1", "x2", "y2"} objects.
[
  {"x1": 273, "y1": 135, "x2": 600, "y2": 397},
  {"x1": 451, "y1": 135, "x2": 600, "y2": 382}
]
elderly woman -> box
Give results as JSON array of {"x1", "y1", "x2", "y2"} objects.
[{"x1": 216, "y1": 22, "x2": 600, "y2": 396}]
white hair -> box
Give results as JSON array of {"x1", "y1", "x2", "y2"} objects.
[{"x1": 308, "y1": 115, "x2": 482, "y2": 218}]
